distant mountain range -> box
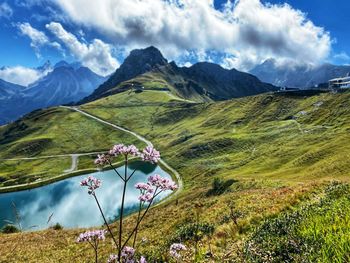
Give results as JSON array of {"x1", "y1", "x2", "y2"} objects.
[
  {"x1": 81, "y1": 46, "x2": 277, "y2": 103},
  {"x1": 250, "y1": 59, "x2": 350, "y2": 88},
  {"x1": 0, "y1": 79, "x2": 25, "y2": 100},
  {"x1": 0, "y1": 62, "x2": 106, "y2": 125}
]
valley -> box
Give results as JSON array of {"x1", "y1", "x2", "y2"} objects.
[
  {"x1": 1, "y1": 0, "x2": 350, "y2": 261},
  {"x1": 1, "y1": 86, "x2": 349, "y2": 262}
]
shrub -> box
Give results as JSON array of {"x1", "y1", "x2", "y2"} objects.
[
  {"x1": 206, "y1": 177, "x2": 236, "y2": 196},
  {"x1": 2, "y1": 224, "x2": 20, "y2": 234},
  {"x1": 50, "y1": 223, "x2": 63, "y2": 230},
  {"x1": 170, "y1": 222, "x2": 215, "y2": 244}
]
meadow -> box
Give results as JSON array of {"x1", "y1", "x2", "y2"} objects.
[{"x1": 0, "y1": 89, "x2": 349, "y2": 262}]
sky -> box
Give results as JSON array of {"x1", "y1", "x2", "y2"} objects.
[{"x1": 0, "y1": 0, "x2": 349, "y2": 85}]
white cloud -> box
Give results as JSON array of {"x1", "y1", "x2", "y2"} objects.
[
  {"x1": 0, "y1": 2, "x2": 13, "y2": 18},
  {"x1": 17, "y1": 22, "x2": 61, "y2": 57},
  {"x1": 53, "y1": 0, "x2": 332, "y2": 70},
  {"x1": 46, "y1": 22, "x2": 119, "y2": 76},
  {"x1": 0, "y1": 65, "x2": 52, "y2": 86},
  {"x1": 333, "y1": 52, "x2": 350, "y2": 62}
]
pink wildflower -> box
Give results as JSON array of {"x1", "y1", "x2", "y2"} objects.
[
  {"x1": 94, "y1": 154, "x2": 110, "y2": 166},
  {"x1": 140, "y1": 146, "x2": 160, "y2": 164},
  {"x1": 121, "y1": 246, "x2": 135, "y2": 261},
  {"x1": 80, "y1": 176, "x2": 101, "y2": 194},
  {"x1": 108, "y1": 251, "x2": 146, "y2": 263},
  {"x1": 107, "y1": 254, "x2": 118, "y2": 263},
  {"x1": 138, "y1": 193, "x2": 153, "y2": 202},
  {"x1": 110, "y1": 144, "x2": 139, "y2": 157},
  {"x1": 76, "y1": 230, "x2": 106, "y2": 243},
  {"x1": 169, "y1": 243, "x2": 187, "y2": 259},
  {"x1": 135, "y1": 182, "x2": 153, "y2": 193},
  {"x1": 148, "y1": 174, "x2": 178, "y2": 191}
]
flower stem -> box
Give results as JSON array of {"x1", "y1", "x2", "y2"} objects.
[
  {"x1": 118, "y1": 156, "x2": 128, "y2": 260},
  {"x1": 93, "y1": 193, "x2": 119, "y2": 250},
  {"x1": 121, "y1": 190, "x2": 162, "y2": 250},
  {"x1": 132, "y1": 201, "x2": 143, "y2": 247},
  {"x1": 108, "y1": 161, "x2": 124, "y2": 181},
  {"x1": 94, "y1": 243, "x2": 98, "y2": 263},
  {"x1": 126, "y1": 168, "x2": 138, "y2": 182}
]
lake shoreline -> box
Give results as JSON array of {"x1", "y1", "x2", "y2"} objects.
[{"x1": 0, "y1": 158, "x2": 180, "y2": 195}]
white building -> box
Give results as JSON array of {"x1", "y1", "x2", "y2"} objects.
[{"x1": 329, "y1": 75, "x2": 350, "y2": 89}]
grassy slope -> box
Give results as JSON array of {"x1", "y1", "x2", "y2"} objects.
[
  {"x1": 83, "y1": 90, "x2": 350, "y2": 184},
  {"x1": 0, "y1": 107, "x2": 143, "y2": 186},
  {"x1": 1, "y1": 90, "x2": 350, "y2": 262},
  {"x1": 103, "y1": 69, "x2": 213, "y2": 102}
]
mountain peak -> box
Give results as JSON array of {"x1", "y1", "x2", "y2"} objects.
[
  {"x1": 36, "y1": 60, "x2": 52, "y2": 72},
  {"x1": 80, "y1": 46, "x2": 168, "y2": 102},
  {"x1": 54, "y1": 60, "x2": 71, "y2": 69},
  {"x1": 125, "y1": 46, "x2": 167, "y2": 68}
]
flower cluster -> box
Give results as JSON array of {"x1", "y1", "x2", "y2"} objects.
[
  {"x1": 107, "y1": 254, "x2": 118, "y2": 263},
  {"x1": 169, "y1": 243, "x2": 187, "y2": 259},
  {"x1": 121, "y1": 246, "x2": 135, "y2": 260},
  {"x1": 140, "y1": 146, "x2": 160, "y2": 164},
  {"x1": 108, "y1": 251, "x2": 147, "y2": 263},
  {"x1": 80, "y1": 176, "x2": 102, "y2": 194},
  {"x1": 138, "y1": 193, "x2": 153, "y2": 203},
  {"x1": 94, "y1": 154, "x2": 110, "y2": 166},
  {"x1": 148, "y1": 174, "x2": 178, "y2": 191},
  {"x1": 76, "y1": 230, "x2": 106, "y2": 243},
  {"x1": 110, "y1": 144, "x2": 139, "y2": 157},
  {"x1": 135, "y1": 183, "x2": 153, "y2": 193},
  {"x1": 94, "y1": 145, "x2": 161, "y2": 169},
  {"x1": 135, "y1": 182, "x2": 154, "y2": 203}
]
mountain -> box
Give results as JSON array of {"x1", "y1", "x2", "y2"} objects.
[
  {"x1": 81, "y1": 46, "x2": 276, "y2": 103},
  {"x1": 0, "y1": 62, "x2": 106, "y2": 125},
  {"x1": 26, "y1": 64, "x2": 106, "y2": 107},
  {"x1": 0, "y1": 79, "x2": 25, "y2": 100},
  {"x1": 36, "y1": 60, "x2": 53, "y2": 73},
  {"x1": 178, "y1": 62, "x2": 276, "y2": 100},
  {"x1": 250, "y1": 59, "x2": 350, "y2": 88},
  {"x1": 82, "y1": 46, "x2": 168, "y2": 102}
]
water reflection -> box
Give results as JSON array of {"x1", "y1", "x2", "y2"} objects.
[{"x1": 0, "y1": 164, "x2": 171, "y2": 230}]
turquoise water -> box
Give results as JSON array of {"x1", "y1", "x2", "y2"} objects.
[{"x1": 0, "y1": 162, "x2": 171, "y2": 230}]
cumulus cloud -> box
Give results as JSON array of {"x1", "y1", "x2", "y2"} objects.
[
  {"x1": 53, "y1": 0, "x2": 331, "y2": 70},
  {"x1": 333, "y1": 52, "x2": 350, "y2": 62},
  {"x1": 0, "y1": 2, "x2": 13, "y2": 18},
  {"x1": 0, "y1": 65, "x2": 52, "y2": 86},
  {"x1": 46, "y1": 22, "x2": 119, "y2": 76},
  {"x1": 17, "y1": 22, "x2": 61, "y2": 57}
]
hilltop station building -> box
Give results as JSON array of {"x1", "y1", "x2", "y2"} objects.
[{"x1": 329, "y1": 75, "x2": 350, "y2": 89}]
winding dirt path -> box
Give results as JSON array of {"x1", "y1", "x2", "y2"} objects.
[
  {"x1": 64, "y1": 154, "x2": 79, "y2": 173},
  {"x1": 1, "y1": 152, "x2": 105, "y2": 161},
  {"x1": 0, "y1": 107, "x2": 183, "y2": 198},
  {"x1": 61, "y1": 106, "x2": 183, "y2": 198}
]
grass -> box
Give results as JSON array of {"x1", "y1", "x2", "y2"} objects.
[
  {"x1": 82, "y1": 90, "x2": 350, "y2": 185},
  {"x1": 0, "y1": 158, "x2": 71, "y2": 187},
  {"x1": 244, "y1": 181, "x2": 350, "y2": 263},
  {"x1": 0, "y1": 90, "x2": 350, "y2": 261},
  {"x1": 0, "y1": 107, "x2": 144, "y2": 186}
]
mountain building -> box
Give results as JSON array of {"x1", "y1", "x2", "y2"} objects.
[{"x1": 329, "y1": 75, "x2": 350, "y2": 89}]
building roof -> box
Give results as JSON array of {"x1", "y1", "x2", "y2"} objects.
[{"x1": 329, "y1": 76, "x2": 350, "y2": 82}]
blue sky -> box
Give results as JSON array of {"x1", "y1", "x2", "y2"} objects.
[{"x1": 0, "y1": 0, "x2": 349, "y2": 84}]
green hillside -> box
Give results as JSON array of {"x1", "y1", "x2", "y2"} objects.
[
  {"x1": 82, "y1": 90, "x2": 350, "y2": 184},
  {"x1": 0, "y1": 107, "x2": 142, "y2": 187},
  {"x1": 1, "y1": 89, "x2": 350, "y2": 262}
]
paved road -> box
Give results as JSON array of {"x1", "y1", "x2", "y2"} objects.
[
  {"x1": 0, "y1": 107, "x2": 183, "y2": 199},
  {"x1": 64, "y1": 154, "x2": 79, "y2": 173},
  {"x1": 1, "y1": 151, "x2": 105, "y2": 161},
  {"x1": 61, "y1": 106, "x2": 183, "y2": 198}
]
